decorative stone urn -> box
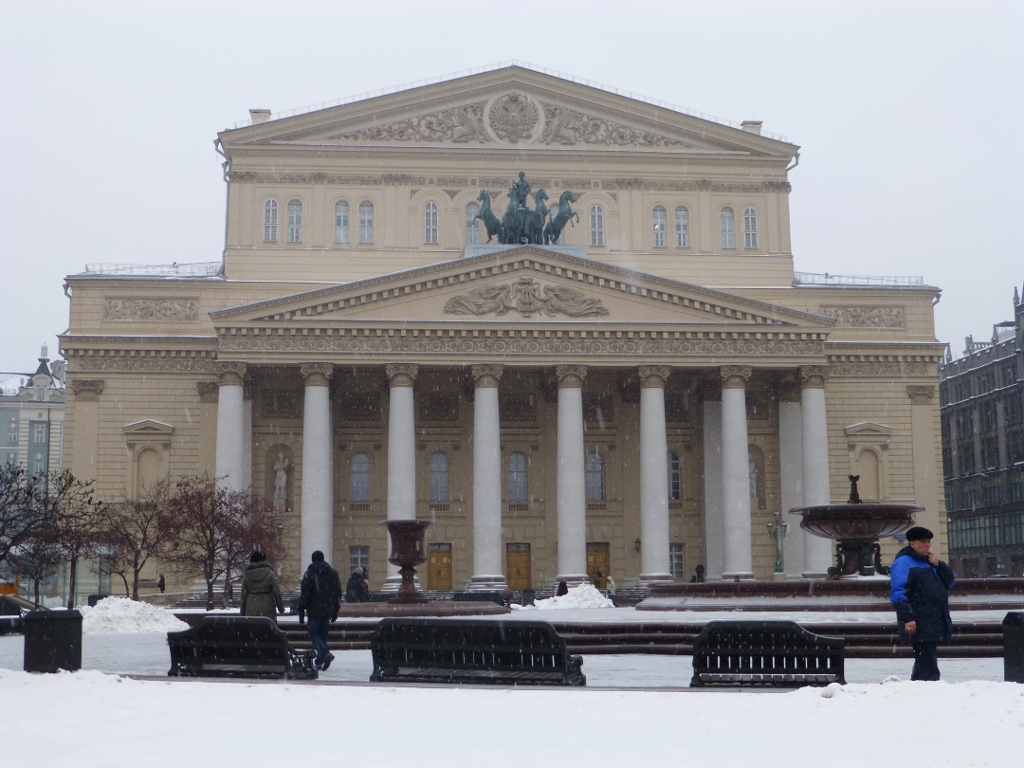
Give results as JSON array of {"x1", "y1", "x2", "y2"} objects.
[{"x1": 381, "y1": 519, "x2": 432, "y2": 602}]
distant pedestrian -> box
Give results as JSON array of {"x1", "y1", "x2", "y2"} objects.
[
  {"x1": 157, "y1": 574, "x2": 165, "y2": 594},
  {"x1": 556, "y1": 579, "x2": 568, "y2": 596},
  {"x1": 297, "y1": 550, "x2": 343, "y2": 672},
  {"x1": 345, "y1": 567, "x2": 371, "y2": 603},
  {"x1": 695, "y1": 563, "x2": 705, "y2": 583},
  {"x1": 890, "y1": 526, "x2": 955, "y2": 681},
  {"x1": 594, "y1": 569, "x2": 603, "y2": 589},
  {"x1": 240, "y1": 551, "x2": 285, "y2": 623},
  {"x1": 605, "y1": 574, "x2": 616, "y2": 596}
]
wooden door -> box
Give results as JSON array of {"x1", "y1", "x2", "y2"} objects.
[
  {"x1": 427, "y1": 543, "x2": 452, "y2": 590},
  {"x1": 506, "y1": 543, "x2": 531, "y2": 590},
  {"x1": 586, "y1": 542, "x2": 610, "y2": 589}
]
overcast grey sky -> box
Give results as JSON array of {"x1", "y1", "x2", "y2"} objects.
[{"x1": 1, "y1": 0, "x2": 1021, "y2": 377}]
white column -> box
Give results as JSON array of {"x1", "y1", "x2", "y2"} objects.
[
  {"x1": 469, "y1": 365, "x2": 506, "y2": 590},
  {"x1": 639, "y1": 366, "x2": 672, "y2": 584},
  {"x1": 721, "y1": 366, "x2": 754, "y2": 579},
  {"x1": 383, "y1": 364, "x2": 419, "y2": 590},
  {"x1": 777, "y1": 378, "x2": 806, "y2": 578},
  {"x1": 801, "y1": 365, "x2": 833, "y2": 577},
  {"x1": 214, "y1": 362, "x2": 246, "y2": 492},
  {"x1": 703, "y1": 396, "x2": 724, "y2": 580},
  {"x1": 241, "y1": 396, "x2": 253, "y2": 491},
  {"x1": 300, "y1": 363, "x2": 334, "y2": 567},
  {"x1": 556, "y1": 365, "x2": 588, "y2": 584}
]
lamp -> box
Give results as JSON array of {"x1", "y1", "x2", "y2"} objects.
[{"x1": 634, "y1": 538, "x2": 641, "y2": 553}]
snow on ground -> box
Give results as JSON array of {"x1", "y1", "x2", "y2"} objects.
[
  {"x1": 514, "y1": 582, "x2": 615, "y2": 610},
  {"x1": 78, "y1": 597, "x2": 188, "y2": 635},
  {"x1": 2, "y1": 601, "x2": 1021, "y2": 766}
]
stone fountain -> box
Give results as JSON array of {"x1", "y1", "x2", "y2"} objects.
[{"x1": 790, "y1": 476, "x2": 921, "y2": 578}]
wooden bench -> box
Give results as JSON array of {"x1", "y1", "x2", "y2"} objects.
[
  {"x1": 690, "y1": 620, "x2": 845, "y2": 688},
  {"x1": 369, "y1": 618, "x2": 585, "y2": 686},
  {"x1": 167, "y1": 616, "x2": 318, "y2": 680}
]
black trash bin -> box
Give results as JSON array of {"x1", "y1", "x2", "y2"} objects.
[
  {"x1": 521, "y1": 588, "x2": 536, "y2": 606},
  {"x1": 24, "y1": 610, "x2": 83, "y2": 673},
  {"x1": 87, "y1": 594, "x2": 105, "y2": 607},
  {"x1": 1004, "y1": 611, "x2": 1024, "y2": 684}
]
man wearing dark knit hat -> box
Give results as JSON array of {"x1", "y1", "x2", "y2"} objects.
[
  {"x1": 296, "y1": 550, "x2": 343, "y2": 672},
  {"x1": 889, "y1": 526, "x2": 956, "y2": 681}
]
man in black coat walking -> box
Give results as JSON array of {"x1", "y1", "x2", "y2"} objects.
[
  {"x1": 889, "y1": 526, "x2": 956, "y2": 681},
  {"x1": 296, "y1": 550, "x2": 343, "y2": 671}
]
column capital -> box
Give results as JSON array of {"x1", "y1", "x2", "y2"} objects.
[
  {"x1": 720, "y1": 366, "x2": 752, "y2": 389},
  {"x1": 556, "y1": 364, "x2": 588, "y2": 389},
  {"x1": 639, "y1": 365, "x2": 671, "y2": 388},
  {"x1": 196, "y1": 381, "x2": 219, "y2": 403},
  {"x1": 776, "y1": 373, "x2": 802, "y2": 403},
  {"x1": 471, "y1": 364, "x2": 504, "y2": 388},
  {"x1": 70, "y1": 378, "x2": 104, "y2": 401},
  {"x1": 906, "y1": 384, "x2": 936, "y2": 404},
  {"x1": 799, "y1": 365, "x2": 830, "y2": 389},
  {"x1": 386, "y1": 363, "x2": 419, "y2": 388},
  {"x1": 213, "y1": 361, "x2": 247, "y2": 387},
  {"x1": 300, "y1": 362, "x2": 333, "y2": 387}
]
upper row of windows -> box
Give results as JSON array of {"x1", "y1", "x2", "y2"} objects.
[{"x1": 262, "y1": 199, "x2": 760, "y2": 250}]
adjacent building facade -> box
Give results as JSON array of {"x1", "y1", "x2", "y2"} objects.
[
  {"x1": 0, "y1": 347, "x2": 65, "y2": 477},
  {"x1": 940, "y1": 288, "x2": 1024, "y2": 577},
  {"x1": 59, "y1": 66, "x2": 947, "y2": 589}
]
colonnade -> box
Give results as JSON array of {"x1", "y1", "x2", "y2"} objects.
[{"x1": 213, "y1": 361, "x2": 833, "y2": 585}]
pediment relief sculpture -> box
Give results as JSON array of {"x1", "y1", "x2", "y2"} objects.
[
  {"x1": 539, "y1": 103, "x2": 692, "y2": 148},
  {"x1": 334, "y1": 102, "x2": 491, "y2": 144},
  {"x1": 443, "y1": 277, "x2": 609, "y2": 318}
]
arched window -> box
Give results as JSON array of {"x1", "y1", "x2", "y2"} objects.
[
  {"x1": 263, "y1": 199, "x2": 278, "y2": 242},
  {"x1": 430, "y1": 451, "x2": 449, "y2": 503},
  {"x1": 675, "y1": 207, "x2": 689, "y2": 248},
  {"x1": 466, "y1": 203, "x2": 480, "y2": 244},
  {"x1": 351, "y1": 453, "x2": 370, "y2": 502},
  {"x1": 359, "y1": 201, "x2": 374, "y2": 244},
  {"x1": 585, "y1": 449, "x2": 605, "y2": 502},
  {"x1": 590, "y1": 205, "x2": 604, "y2": 246},
  {"x1": 720, "y1": 207, "x2": 735, "y2": 249},
  {"x1": 424, "y1": 201, "x2": 438, "y2": 244},
  {"x1": 287, "y1": 200, "x2": 302, "y2": 243},
  {"x1": 652, "y1": 207, "x2": 667, "y2": 248},
  {"x1": 743, "y1": 207, "x2": 758, "y2": 249},
  {"x1": 667, "y1": 451, "x2": 681, "y2": 501},
  {"x1": 335, "y1": 201, "x2": 350, "y2": 244},
  {"x1": 508, "y1": 452, "x2": 528, "y2": 502}
]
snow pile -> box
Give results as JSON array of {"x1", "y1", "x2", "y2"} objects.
[
  {"x1": 531, "y1": 582, "x2": 614, "y2": 610},
  {"x1": 78, "y1": 597, "x2": 188, "y2": 635}
]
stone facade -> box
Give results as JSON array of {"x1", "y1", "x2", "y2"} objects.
[{"x1": 60, "y1": 65, "x2": 947, "y2": 589}]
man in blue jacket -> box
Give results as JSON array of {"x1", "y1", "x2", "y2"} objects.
[
  {"x1": 889, "y1": 526, "x2": 956, "y2": 681},
  {"x1": 296, "y1": 550, "x2": 343, "y2": 672}
]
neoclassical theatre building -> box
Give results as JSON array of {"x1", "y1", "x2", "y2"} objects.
[{"x1": 60, "y1": 66, "x2": 946, "y2": 590}]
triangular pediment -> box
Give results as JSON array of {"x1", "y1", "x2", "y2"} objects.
[
  {"x1": 220, "y1": 66, "x2": 796, "y2": 158},
  {"x1": 211, "y1": 247, "x2": 832, "y2": 330},
  {"x1": 122, "y1": 420, "x2": 174, "y2": 440},
  {"x1": 844, "y1": 422, "x2": 893, "y2": 440}
]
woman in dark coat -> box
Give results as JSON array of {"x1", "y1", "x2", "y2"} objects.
[
  {"x1": 240, "y1": 551, "x2": 285, "y2": 623},
  {"x1": 345, "y1": 567, "x2": 371, "y2": 602}
]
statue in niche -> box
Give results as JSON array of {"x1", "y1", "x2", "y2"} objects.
[
  {"x1": 748, "y1": 455, "x2": 758, "y2": 499},
  {"x1": 273, "y1": 452, "x2": 290, "y2": 501}
]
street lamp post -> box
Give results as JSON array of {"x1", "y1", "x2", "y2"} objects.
[{"x1": 766, "y1": 510, "x2": 788, "y2": 575}]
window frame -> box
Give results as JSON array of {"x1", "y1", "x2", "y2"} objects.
[
  {"x1": 466, "y1": 203, "x2": 480, "y2": 245},
  {"x1": 424, "y1": 201, "x2": 439, "y2": 245},
  {"x1": 590, "y1": 205, "x2": 604, "y2": 247},
  {"x1": 263, "y1": 199, "x2": 279, "y2": 243},
  {"x1": 674, "y1": 207, "x2": 689, "y2": 249},
  {"x1": 359, "y1": 201, "x2": 374, "y2": 244},
  {"x1": 652, "y1": 206, "x2": 667, "y2": 249},
  {"x1": 743, "y1": 206, "x2": 758, "y2": 249},
  {"x1": 334, "y1": 201, "x2": 350, "y2": 245},
  {"x1": 351, "y1": 452, "x2": 370, "y2": 502},
  {"x1": 585, "y1": 449, "x2": 605, "y2": 502},
  {"x1": 429, "y1": 451, "x2": 449, "y2": 503},
  {"x1": 667, "y1": 451, "x2": 681, "y2": 501},
  {"x1": 508, "y1": 451, "x2": 528, "y2": 502},
  {"x1": 287, "y1": 199, "x2": 303, "y2": 244},
  {"x1": 720, "y1": 207, "x2": 735, "y2": 249}
]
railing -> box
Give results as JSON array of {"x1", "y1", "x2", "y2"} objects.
[
  {"x1": 229, "y1": 60, "x2": 788, "y2": 142},
  {"x1": 82, "y1": 262, "x2": 223, "y2": 278},
  {"x1": 793, "y1": 272, "x2": 925, "y2": 287}
]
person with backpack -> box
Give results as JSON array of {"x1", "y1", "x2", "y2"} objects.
[
  {"x1": 296, "y1": 550, "x2": 343, "y2": 671},
  {"x1": 345, "y1": 566, "x2": 371, "y2": 603}
]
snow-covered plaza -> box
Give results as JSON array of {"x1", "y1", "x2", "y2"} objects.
[{"x1": 1, "y1": 598, "x2": 1022, "y2": 767}]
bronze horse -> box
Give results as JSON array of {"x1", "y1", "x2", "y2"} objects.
[
  {"x1": 543, "y1": 190, "x2": 579, "y2": 245},
  {"x1": 474, "y1": 190, "x2": 504, "y2": 243}
]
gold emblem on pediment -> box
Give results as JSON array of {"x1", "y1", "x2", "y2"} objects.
[{"x1": 443, "y1": 277, "x2": 609, "y2": 318}]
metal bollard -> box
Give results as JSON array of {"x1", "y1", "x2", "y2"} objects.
[{"x1": 1004, "y1": 611, "x2": 1024, "y2": 684}]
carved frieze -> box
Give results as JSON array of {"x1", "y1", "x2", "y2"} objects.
[
  {"x1": 443, "y1": 278, "x2": 609, "y2": 318},
  {"x1": 71, "y1": 357, "x2": 216, "y2": 373},
  {"x1": 104, "y1": 298, "x2": 199, "y2": 323},
  {"x1": 488, "y1": 95, "x2": 540, "y2": 143},
  {"x1": 819, "y1": 306, "x2": 905, "y2": 328},
  {"x1": 539, "y1": 104, "x2": 691, "y2": 148},
  {"x1": 335, "y1": 102, "x2": 491, "y2": 143},
  {"x1": 220, "y1": 334, "x2": 825, "y2": 359},
  {"x1": 828, "y1": 362, "x2": 928, "y2": 377}
]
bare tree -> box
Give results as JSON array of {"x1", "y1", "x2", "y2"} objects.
[
  {"x1": 160, "y1": 476, "x2": 285, "y2": 610},
  {"x1": 0, "y1": 462, "x2": 51, "y2": 564},
  {"x1": 39, "y1": 470, "x2": 103, "y2": 609},
  {"x1": 8, "y1": 535, "x2": 62, "y2": 608},
  {"x1": 97, "y1": 482, "x2": 169, "y2": 600}
]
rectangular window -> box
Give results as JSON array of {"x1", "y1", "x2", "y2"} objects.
[
  {"x1": 720, "y1": 209, "x2": 735, "y2": 249},
  {"x1": 961, "y1": 486, "x2": 977, "y2": 509},
  {"x1": 590, "y1": 206, "x2": 604, "y2": 246},
  {"x1": 981, "y1": 436, "x2": 999, "y2": 469},
  {"x1": 349, "y1": 545, "x2": 370, "y2": 579},
  {"x1": 985, "y1": 485, "x2": 1001, "y2": 507},
  {"x1": 6, "y1": 421, "x2": 16, "y2": 444},
  {"x1": 32, "y1": 424, "x2": 46, "y2": 445},
  {"x1": 675, "y1": 208, "x2": 689, "y2": 248},
  {"x1": 669, "y1": 543, "x2": 685, "y2": 579},
  {"x1": 287, "y1": 201, "x2": 302, "y2": 243},
  {"x1": 652, "y1": 208, "x2": 666, "y2": 248},
  {"x1": 1011, "y1": 471, "x2": 1024, "y2": 503},
  {"x1": 335, "y1": 203, "x2": 349, "y2": 244},
  {"x1": 957, "y1": 441, "x2": 975, "y2": 474},
  {"x1": 743, "y1": 207, "x2": 758, "y2": 249},
  {"x1": 424, "y1": 203, "x2": 438, "y2": 244},
  {"x1": 359, "y1": 203, "x2": 374, "y2": 244},
  {"x1": 944, "y1": 491, "x2": 955, "y2": 511}
]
